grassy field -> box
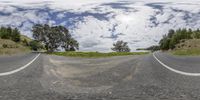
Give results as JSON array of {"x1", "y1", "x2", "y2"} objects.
[
  {"x1": 0, "y1": 38, "x2": 30, "y2": 55},
  {"x1": 51, "y1": 51, "x2": 149, "y2": 58}
]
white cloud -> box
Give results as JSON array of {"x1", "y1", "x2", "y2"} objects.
[{"x1": 0, "y1": 0, "x2": 199, "y2": 52}]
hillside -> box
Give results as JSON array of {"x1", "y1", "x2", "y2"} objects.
[
  {"x1": 0, "y1": 26, "x2": 44, "y2": 55},
  {"x1": 175, "y1": 39, "x2": 200, "y2": 50},
  {"x1": 0, "y1": 38, "x2": 30, "y2": 55},
  {"x1": 172, "y1": 39, "x2": 200, "y2": 56},
  {"x1": 20, "y1": 35, "x2": 32, "y2": 43}
]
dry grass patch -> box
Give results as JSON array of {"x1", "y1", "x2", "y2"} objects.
[
  {"x1": 172, "y1": 39, "x2": 200, "y2": 56},
  {"x1": 0, "y1": 38, "x2": 30, "y2": 55}
]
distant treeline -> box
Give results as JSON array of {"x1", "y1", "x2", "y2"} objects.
[
  {"x1": 2, "y1": 26, "x2": 199, "y2": 52},
  {"x1": 137, "y1": 28, "x2": 200, "y2": 51},
  {"x1": 137, "y1": 45, "x2": 160, "y2": 51},
  {"x1": 159, "y1": 28, "x2": 200, "y2": 50},
  {"x1": 0, "y1": 27, "x2": 20, "y2": 42}
]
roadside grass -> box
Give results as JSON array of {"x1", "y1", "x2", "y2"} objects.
[
  {"x1": 172, "y1": 49, "x2": 200, "y2": 56},
  {"x1": 51, "y1": 51, "x2": 149, "y2": 58},
  {"x1": 20, "y1": 35, "x2": 32, "y2": 42},
  {"x1": 171, "y1": 39, "x2": 200, "y2": 56},
  {"x1": 0, "y1": 38, "x2": 30, "y2": 55}
]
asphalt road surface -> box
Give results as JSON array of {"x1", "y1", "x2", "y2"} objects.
[{"x1": 1, "y1": 52, "x2": 200, "y2": 100}]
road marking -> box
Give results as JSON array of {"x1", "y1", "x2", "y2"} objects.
[
  {"x1": 0, "y1": 53, "x2": 40, "y2": 76},
  {"x1": 153, "y1": 52, "x2": 200, "y2": 76}
]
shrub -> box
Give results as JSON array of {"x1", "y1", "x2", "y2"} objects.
[
  {"x1": 22, "y1": 39, "x2": 29, "y2": 46},
  {"x1": 2, "y1": 44, "x2": 8, "y2": 48},
  {"x1": 29, "y1": 40, "x2": 43, "y2": 51}
]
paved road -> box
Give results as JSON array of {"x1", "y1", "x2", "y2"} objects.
[{"x1": 1, "y1": 52, "x2": 200, "y2": 100}]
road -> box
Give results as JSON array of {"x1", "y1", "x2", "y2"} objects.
[{"x1": 1, "y1": 52, "x2": 200, "y2": 100}]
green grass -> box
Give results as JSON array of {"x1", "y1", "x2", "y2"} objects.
[
  {"x1": 51, "y1": 51, "x2": 149, "y2": 58},
  {"x1": 172, "y1": 49, "x2": 200, "y2": 56}
]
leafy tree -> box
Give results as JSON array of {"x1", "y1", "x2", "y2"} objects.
[
  {"x1": 29, "y1": 40, "x2": 42, "y2": 51},
  {"x1": 32, "y1": 24, "x2": 79, "y2": 52},
  {"x1": 167, "y1": 29, "x2": 175, "y2": 38},
  {"x1": 0, "y1": 27, "x2": 10, "y2": 39},
  {"x1": 159, "y1": 28, "x2": 200, "y2": 50},
  {"x1": 63, "y1": 38, "x2": 79, "y2": 51},
  {"x1": 111, "y1": 40, "x2": 131, "y2": 52},
  {"x1": 169, "y1": 35, "x2": 178, "y2": 49},
  {"x1": 0, "y1": 27, "x2": 20, "y2": 42},
  {"x1": 159, "y1": 35, "x2": 170, "y2": 50},
  {"x1": 193, "y1": 30, "x2": 200, "y2": 39},
  {"x1": 11, "y1": 28, "x2": 20, "y2": 42}
]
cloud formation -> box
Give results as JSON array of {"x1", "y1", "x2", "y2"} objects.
[{"x1": 0, "y1": 0, "x2": 200, "y2": 52}]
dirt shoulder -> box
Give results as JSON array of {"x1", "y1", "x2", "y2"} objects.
[{"x1": 40, "y1": 54, "x2": 145, "y2": 94}]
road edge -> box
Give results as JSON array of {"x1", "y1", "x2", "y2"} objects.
[
  {"x1": 0, "y1": 53, "x2": 40, "y2": 76},
  {"x1": 153, "y1": 52, "x2": 200, "y2": 76}
]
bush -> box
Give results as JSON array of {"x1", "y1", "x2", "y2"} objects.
[
  {"x1": 22, "y1": 39, "x2": 29, "y2": 46},
  {"x1": 29, "y1": 40, "x2": 42, "y2": 51},
  {"x1": 2, "y1": 44, "x2": 8, "y2": 48}
]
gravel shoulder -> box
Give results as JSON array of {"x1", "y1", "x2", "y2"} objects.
[{"x1": 41, "y1": 55, "x2": 143, "y2": 95}]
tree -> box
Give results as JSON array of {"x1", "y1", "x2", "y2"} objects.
[
  {"x1": 29, "y1": 40, "x2": 42, "y2": 51},
  {"x1": 32, "y1": 24, "x2": 79, "y2": 52},
  {"x1": 0, "y1": 27, "x2": 10, "y2": 39},
  {"x1": 159, "y1": 35, "x2": 170, "y2": 50},
  {"x1": 11, "y1": 28, "x2": 20, "y2": 42},
  {"x1": 63, "y1": 38, "x2": 79, "y2": 51},
  {"x1": 167, "y1": 29, "x2": 175, "y2": 38},
  {"x1": 111, "y1": 40, "x2": 131, "y2": 52},
  {"x1": 159, "y1": 28, "x2": 200, "y2": 50},
  {"x1": 193, "y1": 30, "x2": 200, "y2": 39},
  {"x1": 0, "y1": 27, "x2": 20, "y2": 42}
]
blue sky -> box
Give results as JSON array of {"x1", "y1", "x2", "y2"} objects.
[{"x1": 0, "y1": 0, "x2": 200, "y2": 52}]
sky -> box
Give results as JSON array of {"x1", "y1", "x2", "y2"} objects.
[{"x1": 0, "y1": 0, "x2": 200, "y2": 52}]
